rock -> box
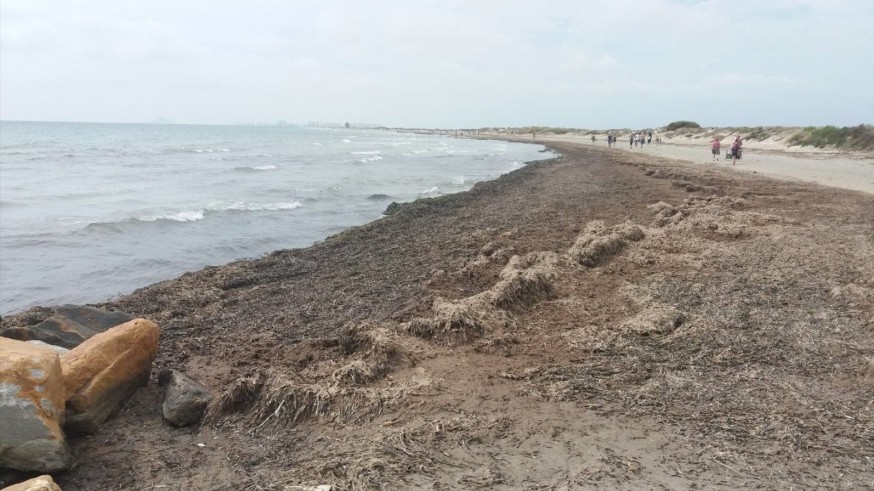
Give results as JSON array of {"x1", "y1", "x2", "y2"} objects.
[
  {"x1": 25, "y1": 341, "x2": 69, "y2": 355},
  {"x1": 0, "y1": 338, "x2": 70, "y2": 472},
  {"x1": 60, "y1": 319, "x2": 160, "y2": 436},
  {"x1": 1, "y1": 305, "x2": 134, "y2": 349},
  {"x1": 1, "y1": 475, "x2": 62, "y2": 491},
  {"x1": 158, "y1": 369, "x2": 213, "y2": 427},
  {"x1": 383, "y1": 201, "x2": 404, "y2": 216}
]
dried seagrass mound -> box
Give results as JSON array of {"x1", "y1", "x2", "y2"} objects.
[
  {"x1": 489, "y1": 252, "x2": 564, "y2": 311},
  {"x1": 406, "y1": 297, "x2": 490, "y2": 345},
  {"x1": 333, "y1": 324, "x2": 410, "y2": 385},
  {"x1": 569, "y1": 220, "x2": 645, "y2": 267},
  {"x1": 204, "y1": 369, "x2": 437, "y2": 429},
  {"x1": 203, "y1": 373, "x2": 267, "y2": 423}
]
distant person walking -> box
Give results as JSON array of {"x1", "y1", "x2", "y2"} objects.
[
  {"x1": 647, "y1": 131, "x2": 653, "y2": 145},
  {"x1": 730, "y1": 136, "x2": 743, "y2": 165},
  {"x1": 711, "y1": 137, "x2": 721, "y2": 162},
  {"x1": 629, "y1": 134, "x2": 634, "y2": 148},
  {"x1": 655, "y1": 132, "x2": 662, "y2": 146},
  {"x1": 591, "y1": 135, "x2": 596, "y2": 144}
]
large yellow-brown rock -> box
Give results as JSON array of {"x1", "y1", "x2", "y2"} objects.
[
  {"x1": 60, "y1": 318, "x2": 159, "y2": 436},
  {"x1": 0, "y1": 338, "x2": 70, "y2": 472},
  {"x1": 1, "y1": 474, "x2": 62, "y2": 491}
]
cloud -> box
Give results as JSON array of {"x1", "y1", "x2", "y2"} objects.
[{"x1": 1, "y1": 0, "x2": 872, "y2": 127}]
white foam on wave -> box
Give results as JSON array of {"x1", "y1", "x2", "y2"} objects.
[
  {"x1": 141, "y1": 210, "x2": 205, "y2": 222},
  {"x1": 357, "y1": 155, "x2": 383, "y2": 163},
  {"x1": 350, "y1": 151, "x2": 382, "y2": 155},
  {"x1": 135, "y1": 200, "x2": 301, "y2": 223},
  {"x1": 313, "y1": 142, "x2": 323, "y2": 146},
  {"x1": 222, "y1": 201, "x2": 301, "y2": 212},
  {"x1": 233, "y1": 164, "x2": 277, "y2": 171},
  {"x1": 342, "y1": 139, "x2": 352, "y2": 143},
  {"x1": 420, "y1": 186, "x2": 441, "y2": 195},
  {"x1": 412, "y1": 149, "x2": 429, "y2": 154}
]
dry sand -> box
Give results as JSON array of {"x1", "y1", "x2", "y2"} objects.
[
  {"x1": 2, "y1": 138, "x2": 873, "y2": 490},
  {"x1": 535, "y1": 132, "x2": 874, "y2": 194}
]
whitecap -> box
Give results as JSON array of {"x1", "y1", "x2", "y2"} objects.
[
  {"x1": 350, "y1": 151, "x2": 382, "y2": 155},
  {"x1": 141, "y1": 210, "x2": 205, "y2": 222},
  {"x1": 221, "y1": 201, "x2": 302, "y2": 212},
  {"x1": 341, "y1": 139, "x2": 352, "y2": 143},
  {"x1": 232, "y1": 165, "x2": 276, "y2": 172},
  {"x1": 420, "y1": 186, "x2": 441, "y2": 195}
]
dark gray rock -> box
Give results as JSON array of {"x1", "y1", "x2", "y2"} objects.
[
  {"x1": 383, "y1": 201, "x2": 404, "y2": 215},
  {"x1": 0, "y1": 305, "x2": 134, "y2": 349},
  {"x1": 158, "y1": 369, "x2": 213, "y2": 427}
]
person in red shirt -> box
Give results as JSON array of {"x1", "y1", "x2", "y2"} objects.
[{"x1": 711, "y1": 137, "x2": 721, "y2": 162}]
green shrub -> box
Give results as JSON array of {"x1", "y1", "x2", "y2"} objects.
[
  {"x1": 789, "y1": 125, "x2": 874, "y2": 151},
  {"x1": 665, "y1": 121, "x2": 701, "y2": 131},
  {"x1": 745, "y1": 127, "x2": 773, "y2": 141}
]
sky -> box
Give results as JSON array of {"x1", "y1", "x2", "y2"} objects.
[{"x1": 1, "y1": 0, "x2": 872, "y2": 129}]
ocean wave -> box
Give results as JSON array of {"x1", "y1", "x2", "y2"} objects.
[
  {"x1": 419, "y1": 186, "x2": 442, "y2": 196},
  {"x1": 163, "y1": 147, "x2": 232, "y2": 154},
  {"x1": 356, "y1": 155, "x2": 383, "y2": 163},
  {"x1": 82, "y1": 201, "x2": 302, "y2": 232},
  {"x1": 350, "y1": 151, "x2": 382, "y2": 155},
  {"x1": 233, "y1": 164, "x2": 277, "y2": 172},
  {"x1": 140, "y1": 210, "x2": 206, "y2": 222},
  {"x1": 221, "y1": 201, "x2": 301, "y2": 212}
]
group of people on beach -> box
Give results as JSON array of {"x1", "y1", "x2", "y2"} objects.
[
  {"x1": 604, "y1": 131, "x2": 660, "y2": 149},
  {"x1": 626, "y1": 131, "x2": 661, "y2": 148},
  {"x1": 711, "y1": 135, "x2": 743, "y2": 164}
]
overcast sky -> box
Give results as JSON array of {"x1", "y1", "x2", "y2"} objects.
[{"x1": 1, "y1": 0, "x2": 872, "y2": 128}]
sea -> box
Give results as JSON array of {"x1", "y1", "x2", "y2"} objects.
[{"x1": 0, "y1": 121, "x2": 551, "y2": 315}]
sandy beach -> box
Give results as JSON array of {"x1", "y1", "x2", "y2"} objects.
[
  {"x1": 528, "y1": 132, "x2": 874, "y2": 194},
  {"x1": 2, "y1": 138, "x2": 873, "y2": 489}
]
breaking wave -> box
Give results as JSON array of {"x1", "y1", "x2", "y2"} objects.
[
  {"x1": 83, "y1": 201, "x2": 303, "y2": 231},
  {"x1": 233, "y1": 164, "x2": 277, "y2": 172}
]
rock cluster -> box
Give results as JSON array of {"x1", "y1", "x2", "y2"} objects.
[{"x1": 1, "y1": 307, "x2": 209, "y2": 488}]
